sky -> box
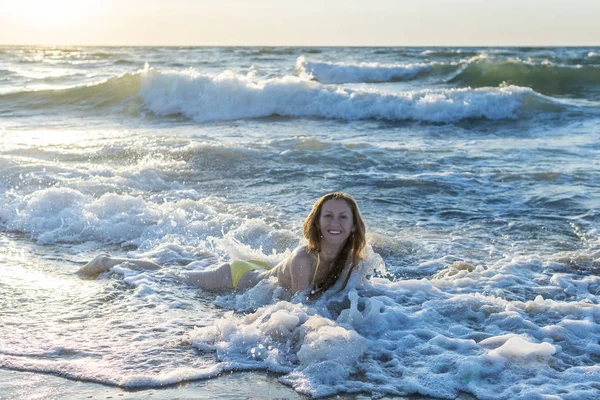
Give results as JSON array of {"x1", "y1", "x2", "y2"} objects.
[{"x1": 0, "y1": 0, "x2": 599, "y2": 46}]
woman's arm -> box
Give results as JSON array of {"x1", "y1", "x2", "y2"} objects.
[{"x1": 288, "y1": 250, "x2": 315, "y2": 293}]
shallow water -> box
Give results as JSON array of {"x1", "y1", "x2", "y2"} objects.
[{"x1": 1, "y1": 46, "x2": 599, "y2": 399}]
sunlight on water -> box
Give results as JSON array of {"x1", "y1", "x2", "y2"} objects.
[
  {"x1": 4, "y1": 129, "x2": 94, "y2": 147},
  {"x1": 2, "y1": 263, "x2": 68, "y2": 291}
]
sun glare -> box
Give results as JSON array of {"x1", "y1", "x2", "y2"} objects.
[{"x1": 2, "y1": 0, "x2": 104, "y2": 29}]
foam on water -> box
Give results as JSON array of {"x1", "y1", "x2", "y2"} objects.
[
  {"x1": 1, "y1": 185, "x2": 600, "y2": 399},
  {"x1": 182, "y1": 255, "x2": 600, "y2": 399},
  {"x1": 0, "y1": 185, "x2": 303, "y2": 266}
]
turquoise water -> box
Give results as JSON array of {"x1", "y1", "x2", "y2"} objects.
[{"x1": 1, "y1": 46, "x2": 599, "y2": 399}]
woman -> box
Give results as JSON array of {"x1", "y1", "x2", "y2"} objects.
[{"x1": 77, "y1": 192, "x2": 366, "y2": 296}]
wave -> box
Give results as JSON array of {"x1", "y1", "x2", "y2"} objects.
[
  {"x1": 0, "y1": 71, "x2": 142, "y2": 112},
  {"x1": 297, "y1": 55, "x2": 600, "y2": 97},
  {"x1": 89, "y1": 51, "x2": 122, "y2": 59},
  {"x1": 115, "y1": 59, "x2": 138, "y2": 66},
  {"x1": 449, "y1": 58, "x2": 600, "y2": 96},
  {"x1": 296, "y1": 56, "x2": 451, "y2": 84},
  {"x1": 139, "y1": 67, "x2": 563, "y2": 123},
  {"x1": 253, "y1": 47, "x2": 299, "y2": 56},
  {"x1": 420, "y1": 49, "x2": 482, "y2": 58},
  {"x1": 0, "y1": 68, "x2": 15, "y2": 78},
  {"x1": 0, "y1": 66, "x2": 574, "y2": 123}
]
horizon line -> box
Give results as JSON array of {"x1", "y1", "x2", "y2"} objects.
[{"x1": 1, "y1": 43, "x2": 599, "y2": 48}]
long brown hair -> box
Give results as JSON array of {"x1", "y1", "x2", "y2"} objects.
[{"x1": 302, "y1": 192, "x2": 366, "y2": 296}]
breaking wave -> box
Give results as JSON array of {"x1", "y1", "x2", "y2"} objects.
[
  {"x1": 0, "y1": 65, "x2": 581, "y2": 123},
  {"x1": 139, "y1": 67, "x2": 560, "y2": 123}
]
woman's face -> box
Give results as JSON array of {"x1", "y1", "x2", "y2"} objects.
[{"x1": 318, "y1": 199, "x2": 355, "y2": 247}]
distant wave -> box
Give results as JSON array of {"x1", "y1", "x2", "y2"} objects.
[
  {"x1": 296, "y1": 56, "x2": 450, "y2": 84},
  {"x1": 139, "y1": 67, "x2": 560, "y2": 123},
  {"x1": 449, "y1": 58, "x2": 600, "y2": 96},
  {"x1": 90, "y1": 52, "x2": 121, "y2": 58},
  {"x1": 253, "y1": 48, "x2": 301, "y2": 56},
  {"x1": 420, "y1": 49, "x2": 481, "y2": 58},
  {"x1": 115, "y1": 59, "x2": 138, "y2": 66},
  {"x1": 0, "y1": 68, "x2": 15, "y2": 78},
  {"x1": 297, "y1": 55, "x2": 600, "y2": 97}
]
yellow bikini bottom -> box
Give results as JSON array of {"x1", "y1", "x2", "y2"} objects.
[{"x1": 230, "y1": 259, "x2": 274, "y2": 288}]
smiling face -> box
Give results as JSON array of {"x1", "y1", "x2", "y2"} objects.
[{"x1": 318, "y1": 199, "x2": 355, "y2": 246}]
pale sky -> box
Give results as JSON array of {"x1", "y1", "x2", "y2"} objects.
[{"x1": 0, "y1": 0, "x2": 598, "y2": 46}]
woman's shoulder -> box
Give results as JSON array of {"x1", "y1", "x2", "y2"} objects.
[{"x1": 289, "y1": 245, "x2": 315, "y2": 265}]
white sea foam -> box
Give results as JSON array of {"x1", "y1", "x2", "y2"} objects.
[
  {"x1": 183, "y1": 253, "x2": 600, "y2": 399},
  {"x1": 0, "y1": 187, "x2": 177, "y2": 245},
  {"x1": 186, "y1": 300, "x2": 370, "y2": 397},
  {"x1": 139, "y1": 66, "x2": 541, "y2": 123},
  {"x1": 0, "y1": 187, "x2": 299, "y2": 264},
  {"x1": 296, "y1": 56, "x2": 437, "y2": 83},
  {"x1": 2, "y1": 207, "x2": 599, "y2": 399},
  {"x1": 489, "y1": 336, "x2": 556, "y2": 360}
]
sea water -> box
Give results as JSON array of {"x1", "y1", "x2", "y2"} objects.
[{"x1": 0, "y1": 46, "x2": 599, "y2": 399}]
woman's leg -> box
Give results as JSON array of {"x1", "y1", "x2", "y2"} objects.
[
  {"x1": 180, "y1": 264, "x2": 265, "y2": 290},
  {"x1": 179, "y1": 263, "x2": 233, "y2": 290},
  {"x1": 235, "y1": 269, "x2": 265, "y2": 290},
  {"x1": 76, "y1": 254, "x2": 160, "y2": 279},
  {"x1": 77, "y1": 254, "x2": 234, "y2": 290}
]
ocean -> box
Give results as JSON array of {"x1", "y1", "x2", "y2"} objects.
[{"x1": 0, "y1": 46, "x2": 599, "y2": 400}]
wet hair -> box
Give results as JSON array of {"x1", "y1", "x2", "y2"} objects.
[{"x1": 302, "y1": 192, "x2": 366, "y2": 296}]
